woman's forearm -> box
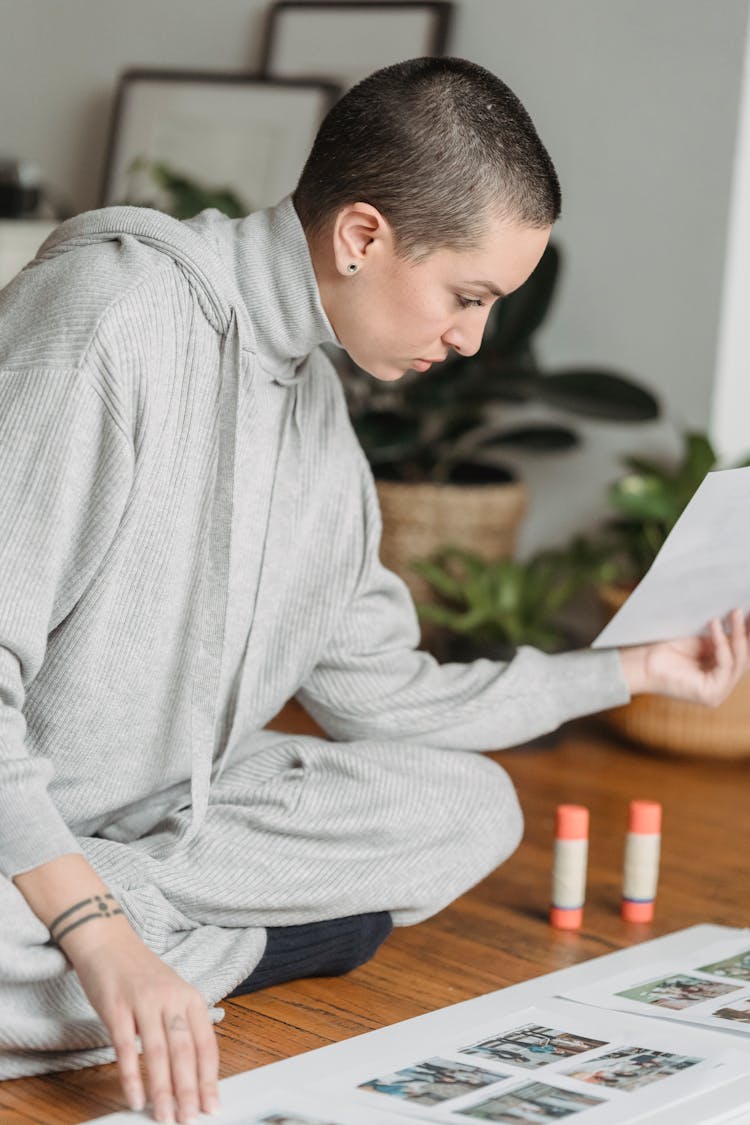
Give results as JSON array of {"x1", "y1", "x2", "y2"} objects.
[{"x1": 13, "y1": 852, "x2": 136, "y2": 956}]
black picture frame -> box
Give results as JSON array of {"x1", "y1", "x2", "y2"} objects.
[
  {"x1": 100, "y1": 69, "x2": 340, "y2": 212},
  {"x1": 260, "y1": 1, "x2": 454, "y2": 91}
]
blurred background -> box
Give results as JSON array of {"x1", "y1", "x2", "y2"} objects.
[{"x1": 1, "y1": 0, "x2": 748, "y2": 576}]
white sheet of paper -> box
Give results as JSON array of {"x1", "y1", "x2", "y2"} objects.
[{"x1": 593, "y1": 468, "x2": 750, "y2": 649}]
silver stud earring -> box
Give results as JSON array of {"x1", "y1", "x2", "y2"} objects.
[{"x1": 346, "y1": 263, "x2": 358, "y2": 274}]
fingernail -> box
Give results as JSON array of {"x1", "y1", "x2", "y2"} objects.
[
  {"x1": 126, "y1": 1086, "x2": 145, "y2": 1112},
  {"x1": 207, "y1": 1097, "x2": 221, "y2": 1116}
]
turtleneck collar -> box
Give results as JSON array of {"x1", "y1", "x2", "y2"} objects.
[{"x1": 185, "y1": 194, "x2": 342, "y2": 382}]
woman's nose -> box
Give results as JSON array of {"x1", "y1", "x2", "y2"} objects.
[{"x1": 442, "y1": 320, "x2": 485, "y2": 358}]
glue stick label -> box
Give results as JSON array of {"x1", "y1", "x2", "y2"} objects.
[
  {"x1": 623, "y1": 832, "x2": 660, "y2": 900},
  {"x1": 552, "y1": 838, "x2": 588, "y2": 908}
]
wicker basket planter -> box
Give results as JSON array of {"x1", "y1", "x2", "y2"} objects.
[
  {"x1": 599, "y1": 583, "x2": 750, "y2": 759},
  {"x1": 375, "y1": 478, "x2": 529, "y2": 610}
]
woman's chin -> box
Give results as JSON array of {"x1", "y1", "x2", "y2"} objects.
[{"x1": 363, "y1": 360, "x2": 409, "y2": 382}]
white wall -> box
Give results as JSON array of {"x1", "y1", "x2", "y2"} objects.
[
  {"x1": 711, "y1": 8, "x2": 750, "y2": 463},
  {"x1": 1, "y1": 0, "x2": 748, "y2": 550}
]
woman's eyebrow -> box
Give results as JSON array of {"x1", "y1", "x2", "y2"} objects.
[{"x1": 467, "y1": 279, "x2": 506, "y2": 298}]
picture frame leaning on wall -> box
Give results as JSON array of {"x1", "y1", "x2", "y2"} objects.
[
  {"x1": 100, "y1": 70, "x2": 340, "y2": 215},
  {"x1": 260, "y1": 0, "x2": 454, "y2": 91}
]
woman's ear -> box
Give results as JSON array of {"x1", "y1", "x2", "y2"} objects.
[{"x1": 332, "y1": 202, "x2": 392, "y2": 276}]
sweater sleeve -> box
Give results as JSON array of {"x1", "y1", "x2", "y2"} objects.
[
  {"x1": 0, "y1": 364, "x2": 134, "y2": 877},
  {"x1": 296, "y1": 446, "x2": 631, "y2": 750}
]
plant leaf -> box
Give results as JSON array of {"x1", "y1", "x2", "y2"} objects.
[
  {"x1": 535, "y1": 369, "x2": 661, "y2": 421},
  {"x1": 476, "y1": 423, "x2": 579, "y2": 453},
  {"x1": 681, "y1": 431, "x2": 717, "y2": 486},
  {"x1": 411, "y1": 559, "x2": 466, "y2": 602},
  {"x1": 608, "y1": 474, "x2": 676, "y2": 522}
]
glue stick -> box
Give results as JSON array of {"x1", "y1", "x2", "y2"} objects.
[
  {"x1": 621, "y1": 799, "x2": 662, "y2": 923},
  {"x1": 550, "y1": 805, "x2": 589, "y2": 930}
]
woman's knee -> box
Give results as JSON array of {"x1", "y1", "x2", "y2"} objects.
[
  {"x1": 451, "y1": 752, "x2": 524, "y2": 873},
  {"x1": 389, "y1": 750, "x2": 523, "y2": 926}
]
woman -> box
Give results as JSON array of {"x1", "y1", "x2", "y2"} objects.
[{"x1": 0, "y1": 57, "x2": 746, "y2": 1123}]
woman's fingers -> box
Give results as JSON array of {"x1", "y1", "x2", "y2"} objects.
[
  {"x1": 66, "y1": 927, "x2": 220, "y2": 1123},
  {"x1": 164, "y1": 1011, "x2": 200, "y2": 1125},
  {"x1": 706, "y1": 610, "x2": 747, "y2": 704},
  {"x1": 110, "y1": 1008, "x2": 146, "y2": 1112},
  {"x1": 717, "y1": 610, "x2": 746, "y2": 677},
  {"x1": 138, "y1": 1006, "x2": 177, "y2": 1123},
  {"x1": 136, "y1": 998, "x2": 216, "y2": 1124},
  {"x1": 187, "y1": 997, "x2": 221, "y2": 1117},
  {"x1": 709, "y1": 616, "x2": 730, "y2": 671},
  {"x1": 730, "y1": 607, "x2": 749, "y2": 672},
  {"x1": 626, "y1": 608, "x2": 750, "y2": 705}
]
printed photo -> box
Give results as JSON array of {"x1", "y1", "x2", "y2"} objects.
[
  {"x1": 698, "y1": 948, "x2": 750, "y2": 983},
  {"x1": 617, "y1": 974, "x2": 741, "y2": 1011},
  {"x1": 563, "y1": 1045, "x2": 701, "y2": 1091},
  {"x1": 460, "y1": 1080, "x2": 605, "y2": 1122},
  {"x1": 712, "y1": 996, "x2": 750, "y2": 1025},
  {"x1": 460, "y1": 1024, "x2": 607, "y2": 1069},
  {"x1": 359, "y1": 1055, "x2": 505, "y2": 1106}
]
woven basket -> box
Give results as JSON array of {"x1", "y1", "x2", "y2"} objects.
[
  {"x1": 375, "y1": 478, "x2": 529, "y2": 610},
  {"x1": 599, "y1": 583, "x2": 750, "y2": 759}
]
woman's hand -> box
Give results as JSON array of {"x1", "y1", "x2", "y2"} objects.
[
  {"x1": 619, "y1": 607, "x2": 750, "y2": 705},
  {"x1": 13, "y1": 854, "x2": 220, "y2": 1123},
  {"x1": 67, "y1": 923, "x2": 220, "y2": 1124}
]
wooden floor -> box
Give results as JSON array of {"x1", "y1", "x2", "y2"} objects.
[{"x1": 2, "y1": 701, "x2": 748, "y2": 1124}]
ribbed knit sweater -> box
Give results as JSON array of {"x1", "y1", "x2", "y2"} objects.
[{"x1": 0, "y1": 195, "x2": 631, "y2": 1077}]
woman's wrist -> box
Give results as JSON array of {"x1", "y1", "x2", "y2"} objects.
[
  {"x1": 57, "y1": 909, "x2": 139, "y2": 962},
  {"x1": 13, "y1": 852, "x2": 137, "y2": 959},
  {"x1": 618, "y1": 646, "x2": 650, "y2": 696},
  {"x1": 48, "y1": 892, "x2": 137, "y2": 960}
]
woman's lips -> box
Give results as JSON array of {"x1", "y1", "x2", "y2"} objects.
[{"x1": 413, "y1": 356, "x2": 446, "y2": 371}]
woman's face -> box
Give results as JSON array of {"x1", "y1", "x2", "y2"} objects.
[{"x1": 313, "y1": 202, "x2": 551, "y2": 382}]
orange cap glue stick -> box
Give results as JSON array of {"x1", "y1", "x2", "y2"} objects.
[
  {"x1": 621, "y1": 799, "x2": 662, "y2": 923},
  {"x1": 550, "y1": 804, "x2": 589, "y2": 930}
]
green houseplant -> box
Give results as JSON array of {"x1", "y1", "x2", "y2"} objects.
[
  {"x1": 413, "y1": 539, "x2": 617, "y2": 661},
  {"x1": 593, "y1": 430, "x2": 750, "y2": 758},
  {"x1": 598, "y1": 432, "x2": 733, "y2": 588}
]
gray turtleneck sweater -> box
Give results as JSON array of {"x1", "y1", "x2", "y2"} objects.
[{"x1": 0, "y1": 195, "x2": 630, "y2": 1077}]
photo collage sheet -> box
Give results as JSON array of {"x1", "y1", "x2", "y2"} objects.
[
  {"x1": 233, "y1": 992, "x2": 750, "y2": 1125},
  {"x1": 565, "y1": 934, "x2": 750, "y2": 1037}
]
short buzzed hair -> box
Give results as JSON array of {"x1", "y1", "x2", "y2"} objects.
[{"x1": 293, "y1": 56, "x2": 561, "y2": 262}]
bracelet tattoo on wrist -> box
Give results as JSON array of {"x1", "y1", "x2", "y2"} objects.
[{"x1": 48, "y1": 894, "x2": 124, "y2": 943}]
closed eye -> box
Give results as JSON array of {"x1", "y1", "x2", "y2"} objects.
[{"x1": 456, "y1": 295, "x2": 485, "y2": 309}]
